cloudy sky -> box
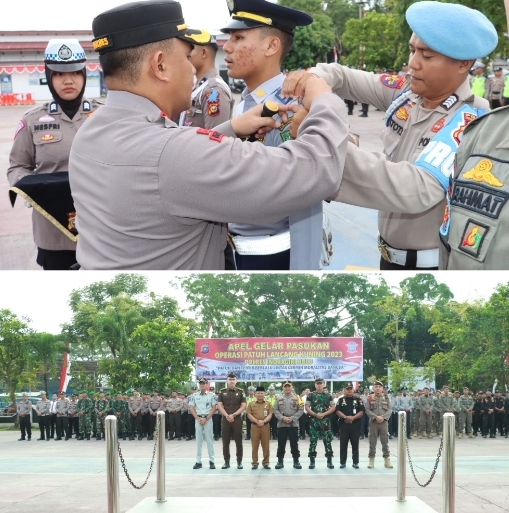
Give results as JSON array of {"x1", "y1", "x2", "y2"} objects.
[
  {"x1": 1, "y1": 271, "x2": 507, "y2": 335},
  {"x1": 2, "y1": 0, "x2": 254, "y2": 32}
]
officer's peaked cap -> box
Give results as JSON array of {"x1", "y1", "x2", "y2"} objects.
[
  {"x1": 406, "y1": 1, "x2": 497, "y2": 61},
  {"x1": 227, "y1": 372, "x2": 237, "y2": 378},
  {"x1": 373, "y1": 380, "x2": 384, "y2": 387},
  {"x1": 283, "y1": 381, "x2": 292, "y2": 387},
  {"x1": 221, "y1": 0, "x2": 313, "y2": 36},
  {"x1": 314, "y1": 378, "x2": 324, "y2": 383},
  {"x1": 92, "y1": 0, "x2": 211, "y2": 56},
  {"x1": 345, "y1": 382, "x2": 354, "y2": 389}
]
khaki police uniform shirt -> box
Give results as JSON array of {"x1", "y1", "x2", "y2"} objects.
[
  {"x1": 36, "y1": 399, "x2": 50, "y2": 415},
  {"x1": 440, "y1": 106, "x2": 509, "y2": 269},
  {"x1": 217, "y1": 387, "x2": 245, "y2": 415},
  {"x1": 365, "y1": 394, "x2": 392, "y2": 421},
  {"x1": 68, "y1": 90, "x2": 347, "y2": 270},
  {"x1": 486, "y1": 76, "x2": 505, "y2": 101},
  {"x1": 56, "y1": 398, "x2": 69, "y2": 416},
  {"x1": 273, "y1": 393, "x2": 304, "y2": 428},
  {"x1": 7, "y1": 99, "x2": 101, "y2": 251},
  {"x1": 165, "y1": 398, "x2": 183, "y2": 413},
  {"x1": 17, "y1": 400, "x2": 32, "y2": 416},
  {"x1": 181, "y1": 68, "x2": 233, "y2": 129},
  {"x1": 311, "y1": 64, "x2": 489, "y2": 252},
  {"x1": 149, "y1": 396, "x2": 162, "y2": 414},
  {"x1": 129, "y1": 396, "x2": 142, "y2": 414}
]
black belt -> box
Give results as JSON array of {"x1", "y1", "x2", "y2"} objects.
[{"x1": 197, "y1": 415, "x2": 208, "y2": 418}]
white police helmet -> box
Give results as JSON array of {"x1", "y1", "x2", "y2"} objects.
[{"x1": 44, "y1": 39, "x2": 86, "y2": 72}]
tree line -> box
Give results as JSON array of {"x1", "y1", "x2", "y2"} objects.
[
  {"x1": 1, "y1": 273, "x2": 508, "y2": 409},
  {"x1": 277, "y1": 0, "x2": 508, "y2": 71}
]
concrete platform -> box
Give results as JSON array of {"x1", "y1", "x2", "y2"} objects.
[{"x1": 127, "y1": 496, "x2": 437, "y2": 513}]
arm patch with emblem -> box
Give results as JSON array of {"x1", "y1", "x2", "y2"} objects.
[
  {"x1": 196, "y1": 127, "x2": 225, "y2": 142},
  {"x1": 14, "y1": 119, "x2": 26, "y2": 140}
]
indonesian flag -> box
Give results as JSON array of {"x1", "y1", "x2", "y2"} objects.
[
  {"x1": 333, "y1": 45, "x2": 338, "y2": 63},
  {"x1": 58, "y1": 349, "x2": 71, "y2": 393}
]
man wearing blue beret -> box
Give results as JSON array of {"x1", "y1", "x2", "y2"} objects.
[
  {"x1": 439, "y1": 0, "x2": 509, "y2": 269},
  {"x1": 283, "y1": 1, "x2": 497, "y2": 271}
]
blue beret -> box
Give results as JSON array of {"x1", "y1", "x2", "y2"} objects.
[{"x1": 406, "y1": 1, "x2": 498, "y2": 60}]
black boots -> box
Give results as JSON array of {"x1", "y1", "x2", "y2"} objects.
[
  {"x1": 309, "y1": 457, "x2": 315, "y2": 469},
  {"x1": 327, "y1": 457, "x2": 334, "y2": 469},
  {"x1": 293, "y1": 458, "x2": 302, "y2": 469},
  {"x1": 275, "y1": 458, "x2": 284, "y2": 469}
]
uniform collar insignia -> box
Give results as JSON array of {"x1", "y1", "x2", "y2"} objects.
[
  {"x1": 49, "y1": 102, "x2": 58, "y2": 113},
  {"x1": 83, "y1": 101, "x2": 91, "y2": 112},
  {"x1": 441, "y1": 94, "x2": 459, "y2": 111},
  {"x1": 255, "y1": 88, "x2": 266, "y2": 98}
]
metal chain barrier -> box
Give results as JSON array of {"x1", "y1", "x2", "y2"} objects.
[
  {"x1": 117, "y1": 423, "x2": 159, "y2": 489},
  {"x1": 403, "y1": 414, "x2": 443, "y2": 487}
]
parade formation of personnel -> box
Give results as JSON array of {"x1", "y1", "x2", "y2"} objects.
[
  {"x1": 418, "y1": 387, "x2": 434, "y2": 438},
  {"x1": 148, "y1": 389, "x2": 163, "y2": 441},
  {"x1": 494, "y1": 390, "x2": 506, "y2": 437},
  {"x1": 166, "y1": 390, "x2": 184, "y2": 440},
  {"x1": 306, "y1": 378, "x2": 336, "y2": 469},
  {"x1": 7, "y1": 39, "x2": 101, "y2": 270},
  {"x1": 273, "y1": 381, "x2": 304, "y2": 470},
  {"x1": 217, "y1": 372, "x2": 246, "y2": 469},
  {"x1": 128, "y1": 389, "x2": 143, "y2": 441},
  {"x1": 55, "y1": 391, "x2": 70, "y2": 441},
  {"x1": 283, "y1": 1, "x2": 497, "y2": 271},
  {"x1": 189, "y1": 378, "x2": 217, "y2": 469},
  {"x1": 335, "y1": 382, "x2": 365, "y2": 469},
  {"x1": 94, "y1": 392, "x2": 109, "y2": 440},
  {"x1": 246, "y1": 386, "x2": 273, "y2": 469},
  {"x1": 68, "y1": 0, "x2": 348, "y2": 270},
  {"x1": 365, "y1": 380, "x2": 393, "y2": 469},
  {"x1": 482, "y1": 390, "x2": 496, "y2": 438},
  {"x1": 17, "y1": 393, "x2": 33, "y2": 441}
]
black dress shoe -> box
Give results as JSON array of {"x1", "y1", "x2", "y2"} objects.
[
  {"x1": 138, "y1": 435, "x2": 143, "y2": 440},
  {"x1": 237, "y1": 461, "x2": 243, "y2": 469},
  {"x1": 178, "y1": 437, "x2": 181, "y2": 441},
  {"x1": 252, "y1": 465, "x2": 258, "y2": 470},
  {"x1": 27, "y1": 437, "x2": 31, "y2": 441},
  {"x1": 245, "y1": 436, "x2": 251, "y2": 440},
  {"x1": 209, "y1": 462, "x2": 216, "y2": 469},
  {"x1": 214, "y1": 436, "x2": 219, "y2": 441},
  {"x1": 193, "y1": 462, "x2": 202, "y2": 469},
  {"x1": 55, "y1": 437, "x2": 62, "y2": 441},
  {"x1": 18, "y1": 437, "x2": 26, "y2": 441},
  {"x1": 352, "y1": 463, "x2": 359, "y2": 469},
  {"x1": 263, "y1": 465, "x2": 270, "y2": 469},
  {"x1": 340, "y1": 463, "x2": 346, "y2": 468},
  {"x1": 360, "y1": 436, "x2": 364, "y2": 439},
  {"x1": 37, "y1": 437, "x2": 45, "y2": 441},
  {"x1": 222, "y1": 462, "x2": 230, "y2": 469}
]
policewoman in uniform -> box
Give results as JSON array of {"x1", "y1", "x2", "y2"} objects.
[
  {"x1": 283, "y1": 1, "x2": 497, "y2": 270},
  {"x1": 336, "y1": 382, "x2": 364, "y2": 469},
  {"x1": 68, "y1": 0, "x2": 348, "y2": 270},
  {"x1": 222, "y1": 0, "x2": 328, "y2": 271},
  {"x1": 365, "y1": 380, "x2": 393, "y2": 469},
  {"x1": 246, "y1": 386, "x2": 273, "y2": 469},
  {"x1": 217, "y1": 372, "x2": 246, "y2": 469},
  {"x1": 7, "y1": 39, "x2": 101, "y2": 270},
  {"x1": 180, "y1": 34, "x2": 233, "y2": 129}
]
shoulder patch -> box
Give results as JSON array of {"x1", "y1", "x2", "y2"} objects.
[
  {"x1": 196, "y1": 127, "x2": 225, "y2": 142},
  {"x1": 207, "y1": 88, "x2": 220, "y2": 117},
  {"x1": 380, "y1": 74, "x2": 405, "y2": 89},
  {"x1": 14, "y1": 119, "x2": 26, "y2": 140}
]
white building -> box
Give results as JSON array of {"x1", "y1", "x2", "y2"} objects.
[{"x1": 0, "y1": 30, "x2": 231, "y2": 102}]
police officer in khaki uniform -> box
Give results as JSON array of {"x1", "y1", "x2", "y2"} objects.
[
  {"x1": 418, "y1": 387, "x2": 434, "y2": 438},
  {"x1": 246, "y1": 386, "x2": 273, "y2": 469},
  {"x1": 439, "y1": 0, "x2": 509, "y2": 271},
  {"x1": 68, "y1": 394, "x2": 79, "y2": 438},
  {"x1": 166, "y1": 390, "x2": 184, "y2": 440},
  {"x1": 365, "y1": 380, "x2": 392, "y2": 469},
  {"x1": 17, "y1": 393, "x2": 33, "y2": 441},
  {"x1": 283, "y1": 1, "x2": 497, "y2": 270},
  {"x1": 487, "y1": 67, "x2": 505, "y2": 109},
  {"x1": 273, "y1": 381, "x2": 304, "y2": 470},
  {"x1": 35, "y1": 392, "x2": 51, "y2": 441},
  {"x1": 128, "y1": 389, "x2": 143, "y2": 440},
  {"x1": 68, "y1": 0, "x2": 348, "y2": 270},
  {"x1": 140, "y1": 393, "x2": 151, "y2": 439},
  {"x1": 55, "y1": 391, "x2": 69, "y2": 440},
  {"x1": 7, "y1": 39, "x2": 101, "y2": 270},
  {"x1": 148, "y1": 389, "x2": 163, "y2": 441},
  {"x1": 217, "y1": 372, "x2": 246, "y2": 469},
  {"x1": 180, "y1": 35, "x2": 233, "y2": 129}
]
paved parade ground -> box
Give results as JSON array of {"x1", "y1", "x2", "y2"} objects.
[
  {"x1": 0, "y1": 98, "x2": 382, "y2": 271},
  {"x1": 0, "y1": 430, "x2": 508, "y2": 513}
]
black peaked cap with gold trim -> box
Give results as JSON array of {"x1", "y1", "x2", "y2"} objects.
[
  {"x1": 92, "y1": 0, "x2": 211, "y2": 55},
  {"x1": 221, "y1": 0, "x2": 313, "y2": 36}
]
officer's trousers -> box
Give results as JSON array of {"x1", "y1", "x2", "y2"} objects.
[
  {"x1": 276, "y1": 426, "x2": 300, "y2": 459},
  {"x1": 459, "y1": 411, "x2": 472, "y2": 434},
  {"x1": 339, "y1": 421, "x2": 361, "y2": 464},
  {"x1": 269, "y1": 415, "x2": 278, "y2": 439},
  {"x1": 298, "y1": 413, "x2": 308, "y2": 438},
  {"x1": 213, "y1": 413, "x2": 221, "y2": 438},
  {"x1": 195, "y1": 417, "x2": 214, "y2": 464},
  {"x1": 168, "y1": 412, "x2": 181, "y2": 438},
  {"x1": 483, "y1": 412, "x2": 495, "y2": 436},
  {"x1": 432, "y1": 411, "x2": 442, "y2": 434},
  {"x1": 68, "y1": 416, "x2": 79, "y2": 437},
  {"x1": 221, "y1": 416, "x2": 243, "y2": 462},
  {"x1": 55, "y1": 416, "x2": 69, "y2": 438},
  {"x1": 251, "y1": 423, "x2": 270, "y2": 466},
  {"x1": 149, "y1": 413, "x2": 159, "y2": 435},
  {"x1": 473, "y1": 412, "x2": 482, "y2": 434},
  {"x1": 187, "y1": 412, "x2": 195, "y2": 438},
  {"x1": 38, "y1": 415, "x2": 50, "y2": 439},
  {"x1": 49, "y1": 413, "x2": 56, "y2": 437},
  {"x1": 495, "y1": 412, "x2": 505, "y2": 435},
  {"x1": 130, "y1": 413, "x2": 142, "y2": 436},
  {"x1": 97, "y1": 413, "x2": 106, "y2": 434},
  {"x1": 245, "y1": 416, "x2": 252, "y2": 439},
  {"x1": 181, "y1": 412, "x2": 188, "y2": 437},
  {"x1": 360, "y1": 412, "x2": 369, "y2": 437},
  {"x1": 368, "y1": 419, "x2": 390, "y2": 458},
  {"x1": 19, "y1": 415, "x2": 32, "y2": 439},
  {"x1": 419, "y1": 410, "x2": 432, "y2": 435},
  {"x1": 141, "y1": 412, "x2": 150, "y2": 436}
]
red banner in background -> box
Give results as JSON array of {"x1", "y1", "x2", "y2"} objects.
[{"x1": 195, "y1": 337, "x2": 363, "y2": 382}]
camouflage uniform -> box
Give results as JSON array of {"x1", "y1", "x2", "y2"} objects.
[
  {"x1": 77, "y1": 395, "x2": 94, "y2": 439},
  {"x1": 306, "y1": 391, "x2": 334, "y2": 459},
  {"x1": 112, "y1": 397, "x2": 128, "y2": 437},
  {"x1": 95, "y1": 398, "x2": 110, "y2": 438}
]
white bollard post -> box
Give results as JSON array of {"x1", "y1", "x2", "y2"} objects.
[
  {"x1": 396, "y1": 411, "x2": 406, "y2": 502},
  {"x1": 156, "y1": 410, "x2": 166, "y2": 502},
  {"x1": 105, "y1": 415, "x2": 120, "y2": 513},
  {"x1": 442, "y1": 413, "x2": 455, "y2": 513}
]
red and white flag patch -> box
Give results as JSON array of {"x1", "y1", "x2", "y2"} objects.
[{"x1": 14, "y1": 119, "x2": 26, "y2": 140}]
